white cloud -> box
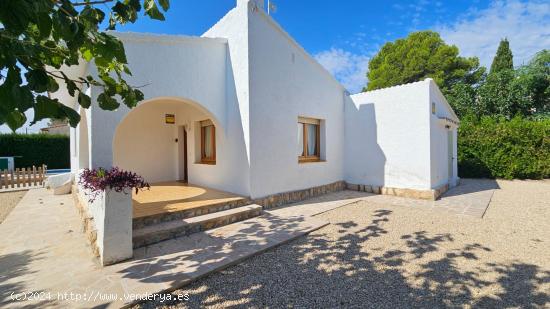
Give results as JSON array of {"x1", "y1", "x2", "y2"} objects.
[
  {"x1": 437, "y1": 0, "x2": 550, "y2": 68},
  {"x1": 314, "y1": 48, "x2": 369, "y2": 93}
]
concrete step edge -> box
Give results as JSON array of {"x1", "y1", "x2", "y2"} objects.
[
  {"x1": 132, "y1": 204, "x2": 263, "y2": 248},
  {"x1": 132, "y1": 198, "x2": 252, "y2": 229}
]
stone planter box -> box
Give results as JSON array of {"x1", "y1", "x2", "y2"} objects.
[{"x1": 77, "y1": 186, "x2": 133, "y2": 266}]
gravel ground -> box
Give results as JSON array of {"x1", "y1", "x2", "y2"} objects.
[
  {"x1": 137, "y1": 180, "x2": 550, "y2": 308},
  {"x1": 0, "y1": 190, "x2": 27, "y2": 224}
]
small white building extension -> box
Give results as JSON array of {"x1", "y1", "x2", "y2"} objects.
[{"x1": 61, "y1": 0, "x2": 459, "y2": 202}]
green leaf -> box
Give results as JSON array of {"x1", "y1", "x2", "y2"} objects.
[
  {"x1": 78, "y1": 92, "x2": 92, "y2": 108},
  {"x1": 66, "y1": 80, "x2": 78, "y2": 96},
  {"x1": 97, "y1": 93, "x2": 120, "y2": 110},
  {"x1": 5, "y1": 111, "x2": 27, "y2": 132},
  {"x1": 158, "y1": 0, "x2": 170, "y2": 11},
  {"x1": 12, "y1": 86, "x2": 35, "y2": 112},
  {"x1": 26, "y1": 69, "x2": 49, "y2": 93},
  {"x1": 81, "y1": 48, "x2": 93, "y2": 62},
  {"x1": 0, "y1": 0, "x2": 32, "y2": 34},
  {"x1": 47, "y1": 76, "x2": 60, "y2": 93},
  {"x1": 34, "y1": 95, "x2": 61, "y2": 121},
  {"x1": 62, "y1": 105, "x2": 81, "y2": 127},
  {"x1": 33, "y1": 95, "x2": 80, "y2": 127},
  {"x1": 0, "y1": 0, "x2": 168, "y2": 130},
  {"x1": 144, "y1": 0, "x2": 165, "y2": 20},
  {"x1": 37, "y1": 13, "x2": 52, "y2": 38}
]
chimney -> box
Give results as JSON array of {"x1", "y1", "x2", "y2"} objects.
[{"x1": 237, "y1": 0, "x2": 264, "y2": 9}]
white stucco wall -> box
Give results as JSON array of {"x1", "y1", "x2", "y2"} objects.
[
  {"x1": 113, "y1": 100, "x2": 187, "y2": 183},
  {"x1": 429, "y1": 80, "x2": 459, "y2": 188},
  {"x1": 246, "y1": 7, "x2": 346, "y2": 198},
  {"x1": 346, "y1": 80, "x2": 432, "y2": 190},
  {"x1": 71, "y1": 105, "x2": 91, "y2": 173},
  {"x1": 64, "y1": 31, "x2": 250, "y2": 195},
  {"x1": 111, "y1": 98, "x2": 249, "y2": 194},
  {"x1": 202, "y1": 2, "x2": 253, "y2": 195},
  {"x1": 88, "y1": 34, "x2": 228, "y2": 169},
  {"x1": 65, "y1": 0, "x2": 460, "y2": 199}
]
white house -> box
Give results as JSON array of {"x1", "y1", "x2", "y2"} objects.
[
  {"x1": 60, "y1": 0, "x2": 459, "y2": 202},
  {"x1": 52, "y1": 0, "x2": 461, "y2": 265}
]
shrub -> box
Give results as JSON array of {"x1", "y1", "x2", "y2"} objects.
[
  {"x1": 79, "y1": 167, "x2": 150, "y2": 202},
  {"x1": 458, "y1": 115, "x2": 550, "y2": 179},
  {"x1": 0, "y1": 133, "x2": 69, "y2": 169}
]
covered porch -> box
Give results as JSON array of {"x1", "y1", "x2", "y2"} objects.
[{"x1": 132, "y1": 181, "x2": 248, "y2": 220}]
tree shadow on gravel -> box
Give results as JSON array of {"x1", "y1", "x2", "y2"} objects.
[{"x1": 136, "y1": 207, "x2": 550, "y2": 309}]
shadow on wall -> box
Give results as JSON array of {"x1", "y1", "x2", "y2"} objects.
[
  {"x1": 78, "y1": 107, "x2": 90, "y2": 170},
  {"x1": 345, "y1": 101, "x2": 386, "y2": 187},
  {"x1": 221, "y1": 46, "x2": 250, "y2": 194}
]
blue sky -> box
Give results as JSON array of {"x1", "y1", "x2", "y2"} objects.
[
  {"x1": 116, "y1": 0, "x2": 549, "y2": 93},
  {"x1": 3, "y1": 0, "x2": 549, "y2": 133},
  {"x1": 118, "y1": 0, "x2": 479, "y2": 55}
]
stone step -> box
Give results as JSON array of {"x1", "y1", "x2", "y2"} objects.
[
  {"x1": 133, "y1": 197, "x2": 250, "y2": 229},
  {"x1": 132, "y1": 204, "x2": 263, "y2": 249}
]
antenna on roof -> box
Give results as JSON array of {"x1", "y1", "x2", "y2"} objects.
[{"x1": 267, "y1": 0, "x2": 277, "y2": 15}]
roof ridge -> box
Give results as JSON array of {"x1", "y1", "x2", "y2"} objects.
[
  {"x1": 351, "y1": 79, "x2": 430, "y2": 97},
  {"x1": 110, "y1": 31, "x2": 227, "y2": 44}
]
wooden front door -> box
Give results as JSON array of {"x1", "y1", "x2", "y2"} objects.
[{"x1": 178, "y1": 126, "x2": 188, "y2": 183}]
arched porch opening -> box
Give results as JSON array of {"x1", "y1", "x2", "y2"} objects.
[
  {"x1": 111, "y1": 97, "x2": 249, "y2": 221},
  {"x1": 112, "y1": 96, "x2": 222, "y2": 184}
]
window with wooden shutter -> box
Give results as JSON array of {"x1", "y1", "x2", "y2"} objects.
[
  {"x1": 200, "y1": 120, "x2": 216, "y2": 164},
  {"x1": 297, "y1": 117, "x2": 321, "y2": 163}
]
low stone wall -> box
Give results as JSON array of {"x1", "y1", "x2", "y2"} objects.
[
  {"x1": 254, "y1": 181, "x2": 346, "y2": 209},
  {"x1": 346, "y1": 182, "x2": 450, "y2": 200},
  {"x1": 72, "y1": 185, "x2": 100, "y2": 259}
]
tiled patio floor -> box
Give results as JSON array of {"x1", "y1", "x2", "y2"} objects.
[
  {"x1": 133, "y1": 182, "x2": 247, "y2": 219},
  {"x1": 351, "y1": 179, "x2": 497, "y2": 218}
]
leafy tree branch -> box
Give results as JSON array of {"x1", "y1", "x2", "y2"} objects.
[{"x1": 0, "y1": 0, "x2": 170, "y2": 131}]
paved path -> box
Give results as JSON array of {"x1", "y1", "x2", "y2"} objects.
[
  {"x1": 0, "y1": 190, "x2": 27, "y2": 223},
  {"x1": 0, "y1": 180, "x2": 496, "y2": 308},
  {"x1": 352, "y1": 179, "x2": 497, "y2": 218},
  {"x1": 147, "y1": 180, "x2": 547, "y2": 309},
  {"x1": 0, "y1": 189, "x2": 354, "y2": 308}
]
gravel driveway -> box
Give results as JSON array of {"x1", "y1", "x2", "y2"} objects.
[
  {"x1": 0, "y1": 191, "x2": 27, "y2": 224},
  {"x1": 137, "y1": 180, "x2": 550, "y2": 308}
]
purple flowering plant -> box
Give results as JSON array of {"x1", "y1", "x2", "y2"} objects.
[{"x1": 79, "y1": 167, "x2": 150, "y2": 202}]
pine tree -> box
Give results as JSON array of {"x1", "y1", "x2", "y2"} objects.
[
  {"x1": 365, "y1": 31, "x2": 484, "y2": 94},
  {"x1": 490, "y1": 39, "x2": 514, "y2": 73}
]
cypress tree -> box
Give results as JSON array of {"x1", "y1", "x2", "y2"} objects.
[{"x1": 490, "y1": 39, "x2": 514, "y2": 73}]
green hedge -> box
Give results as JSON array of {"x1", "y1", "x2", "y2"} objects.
[
  {"x1": 458, "y1": 116, "x2": 550, "y2": 179},
  {"x1": 0, "y1": 133, "x2": 70, "y2": 169}
]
